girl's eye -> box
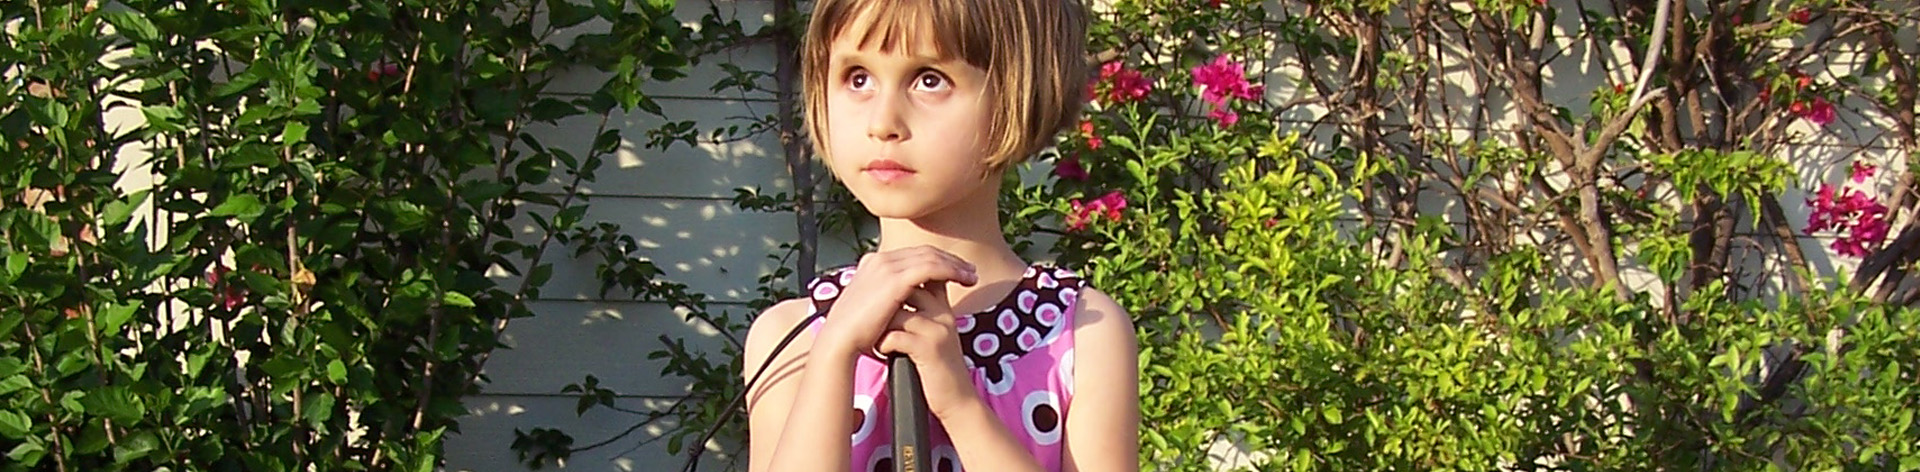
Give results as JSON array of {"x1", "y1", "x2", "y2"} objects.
[
  {"x1": 847, "y1": 70, "x2": 872, "y2": 90},
  {"x1": 915, "y1": 72, "x2": 950, "y2": 91}
]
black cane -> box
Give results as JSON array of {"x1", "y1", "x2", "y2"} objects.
[{"x1": 889, "y1": 354, "x2": 929, "y2": 472}]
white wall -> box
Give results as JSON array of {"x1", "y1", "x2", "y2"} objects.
[{"x1": 444, "y1": 0, "x2": 813, "y2": 469}]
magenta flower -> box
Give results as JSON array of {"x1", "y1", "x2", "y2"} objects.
[
  {"x1": 207, "y1": 264, "x2": 248, "y2": 310},
  {"x1": 1080, "y1": 119, "x2": 1103, "y2": 150},
  {"x1": 1192, "y1": 56, "x2": 1263, "y2": 105},
  {"x1": 1804, "y1": 97, "x2": 1836, "y2": 126},
  {"x1": 1098, "y1": 61, "x2": 1153, "y2": 104},
  {"x1": 1192, "y1": 56, "x2": 1263, "y2": 127},
  {"x1": 1208, "y1": 108, "x2": 1239, "y2": 127},
  {"x1": 1067, "y1": 190, "x2": 1128, "y2": 231},
  {"x1": 1805, "y1": 183, "x2": 1891, "y2": 258},
  {"x1": 1851, "y1": 161, "x2": 1877, "y2": 183},
  {"x1": 1055, "y1": 154, "x2": 1088, "y2": 181}
]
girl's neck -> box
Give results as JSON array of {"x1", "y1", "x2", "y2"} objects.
[
  {"x1": 873, "y1": 212, "x2": 1027, "y2": 277},
  {"x1": 873, "y1": 172, "x2": 1027, "y2": 275},
  {"x1": 872, "y1": 179, "x2": 1031, "y2": 312}
]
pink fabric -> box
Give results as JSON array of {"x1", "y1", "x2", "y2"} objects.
[{"x1": 805, "y1": 264, "x2": 1085, "y2": 472}]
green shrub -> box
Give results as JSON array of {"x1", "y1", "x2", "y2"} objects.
[
  {"x1": 1007, "y1": 0, "x2": 1920, "y2": 468},
  {"x1": 1, "y1": 1, "x2": 702, "y2": 470}
]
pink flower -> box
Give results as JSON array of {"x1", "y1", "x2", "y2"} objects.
[
  {"x1": 1803, "y1": 97, "x2": 1836, "y2": 126},
  {"x1": 1094, "y1": 61, "x2": 1152, "y2": 105},
  {"x1": 1192, "y1": 56, "x2": 1263, "y2": 105},
  {"x1": 1805, "y1": 183, "x2": 1891, "y2": 258},
  {"x1": 1192, "y1": 56, "x2": 1263, "y2": 127},
  {"x1": 207, "y1": 264, "x2": 248, "y2": 310},
  {"x1": 1805, "y1": 184, "x2": 1836, "y2": 231},
  {"x1": 366, "y1": 62, "x2": 402, "y2": 82},
  {"x1": 1080, "y1": 119, "x2": 1103, "y2": 150},
  {"x1": 1851, "y1": 161, "x2": 1877, "y2": 183},
  {"x1": 1067, "y1": 190, "x2": 1128, "y2": 231},
  {"x1": 1208, "y1": 107, "x2": 1239, "y2": 127},
  {"x1": 1105, "y1": 61, "x2": 1144, "y2": 104},
  {"x1": 1055, "y1": 154, "x2": 1088, "y2": 181}
]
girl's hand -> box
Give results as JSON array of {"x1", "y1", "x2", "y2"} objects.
[
  {"x1": 876, "y1": 282, "x2": 980, "y2": 421},
  {"x1": 814, "y1": 246, "x2": 977, "y2": 361}
]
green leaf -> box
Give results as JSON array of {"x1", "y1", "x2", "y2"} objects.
[
  {"x1": 475, "y1": 89, "x2": 520, "y2": 124},
  {"x1": 113, "y1": 431, "x2": 159, "y2": 464},
  {"x1": 282, "y1": 121, "x2": 310, "y2": 144},
  {"x1": 392, "y1": 119, "x2": 428, "y2": 144},
  {"x1": 260, "y1": 355, "x2": 304, "y2": 381},
  {"x1": 31, "y1": 98, "x2": 70, "y2": 128},
  {"x1": 554, "y1": 205, "x2": 587, "y2": 230},
  {"x1": 1, "y1": 252, "x2": 26, "y2": 285},
  {"x1": 102, "y1": 189, "x2": 151, "y2": 227},
  {"x1": 0, "y1": 375, "x2": 29, "y2": 396},
  {"x1": 141, "y1": 105, "x2": 185, "y2": 132},
  {"x1": 548, "y1": 0, "x2": 597, "y2": 28},
  {"x1": 7, "y1": 438, "x2": 45, "y2": 466},
  {"x1": 209, "y1": 194, "x2": 267, "y2": 219},
  {"x1": 442, "y1": 291, "x2": 475, "y2": 307},
  {"x1": 305, "y1": 391, "x2": 336, "y2": 429},
  {"x1": 528, "y1": 264, "x2": 554, "y2": 287},
  {"x1": 0, "y1": 410, "x2": 30, "y2": 438},
  {"x1": 102, "y1": 10, "x2": 160, "y2": 42},
  {"x1": 80, "y1": 387, "x2": 147, "y2": 423},
  {"x1": 593, "y1": 129, "x2": 622, "y2": 155},
  {"x1": 530, "y1": 98, "x2": 581, "y2": 122},
  {"x1": 213, "y1": 68, "x2": 265, "y2": 98},
  {"x1": 13, "y1": 211, "x2": 60, "y2": 250},
  {"x1": 327, "y1": 359, "x2": 348, "y2": 384},
  {"x1": 97, "y1": 302, "x2": 139, "y2": 337},
  {"x1": 594, "y1": 0, "x2": 623, "y2": 20}
]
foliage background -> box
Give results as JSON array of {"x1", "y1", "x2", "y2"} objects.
[{"x1": 5, "y1": 0, "x2": 1919, "y2": 470}]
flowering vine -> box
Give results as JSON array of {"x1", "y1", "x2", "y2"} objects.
[
  {"x1": 1805, "y1": 161, "x2": 1889, "y2": 258},
  {"x1": 1190, "y1": 56, "x2": 1263, "y2": 127},
  {"x1": 1067, "y1": 190, "x2": 1128, "y2": 231},
  {"x1": 1092, "y1": 61, "x2": 1152, "y2": 106}
]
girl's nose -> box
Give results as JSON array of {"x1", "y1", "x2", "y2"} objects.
[{"x1": 866, "y1": 94, "x2": 910, "y2": 142}]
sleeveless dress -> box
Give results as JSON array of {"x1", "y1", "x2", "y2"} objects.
[{"x1": 803, "y1": 263, "x2": 1087, "y2": 472}]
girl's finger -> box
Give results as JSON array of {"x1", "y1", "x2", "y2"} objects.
[
  {"x1": 900, "y1": 246, "x2": 976, "y2": 285},
  {"x1": 899, "y1": 262, "x2": 976, "y2": 289},
  {"x1": 886, "y1": 307, "x2": 917, "y2": 331},
  {"x1": 886, "y1": 307, "x2": 947, "y2": 335},
  {"x1": 875, "y1": 329, "x2": 922, "y2": 358},
  {"x1": 901, "y1": 310, "x2": 949, "y2": 336},
  {"x1": 904, "y1": 286, "x2": 955, "y2": 324}
]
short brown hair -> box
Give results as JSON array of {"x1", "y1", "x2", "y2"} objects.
[{"x1": 800, "y1": 0, "x2": 1089, "y2": 172}]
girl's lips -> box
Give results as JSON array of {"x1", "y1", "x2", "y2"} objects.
[
  {"x1": 864, "y1": 168, "x2": 915, "y2": 183},
  {"x1": 863, "y1": 159, "x2": 915, "y2": 183}
]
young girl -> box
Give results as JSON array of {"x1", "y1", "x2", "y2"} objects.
[{"x1": 739, "y1": 0, "x2": 1140, "y2": 470}]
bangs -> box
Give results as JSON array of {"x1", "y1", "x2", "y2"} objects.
[{"x1": 830, "y1": 0, "x2": 989, "y2": 67}]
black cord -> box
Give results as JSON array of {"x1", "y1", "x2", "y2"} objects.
[{"x1": 681, "y1": 312, "x2": 824, "y2": 472}]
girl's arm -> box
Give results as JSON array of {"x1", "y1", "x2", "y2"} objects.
[
  {"x1": 743, "y1": 299, "x2": 856, "y2": 472},
  {"x1": 1062, "y1": 288, "x2": 1141, "y2": 471}
]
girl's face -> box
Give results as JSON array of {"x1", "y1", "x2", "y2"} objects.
[{"x1": 822, "y1": 25, "x2": 999, "y2": 222}]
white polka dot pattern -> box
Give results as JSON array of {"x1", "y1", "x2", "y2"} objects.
[{"x1": 802, "y1": 263, "x2": 1089, "y2": 472}]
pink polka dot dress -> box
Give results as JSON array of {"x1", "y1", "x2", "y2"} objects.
[{"x1": 804, "y1": 264, "x2": 1085, "y2": 472}]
